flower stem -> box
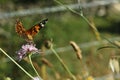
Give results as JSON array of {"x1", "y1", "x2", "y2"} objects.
[
  {"x1": 0, "y1": 48, "x2": 34, "y2": 79},
  {"x1": 50, "y1": 47, "x2": 76, "y2": 80},
  {"x1": 29, "y1": 54, "x2": 43, "y2": 80}
]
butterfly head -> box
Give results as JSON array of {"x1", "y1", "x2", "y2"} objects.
[{"x1": 39, "y1": 18, "x2": 48, "y2": 28}]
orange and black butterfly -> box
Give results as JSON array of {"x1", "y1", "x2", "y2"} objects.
[{"x1": 15, "y1": 18, "x2": 48, "y2": 42}]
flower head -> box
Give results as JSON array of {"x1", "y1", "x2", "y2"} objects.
[
  {"x1": 16, "y1": 43, "x2": 39, "y2": 61},
  {"x1": 33, "y1": 77, "x2": 41, "y2": 80}
]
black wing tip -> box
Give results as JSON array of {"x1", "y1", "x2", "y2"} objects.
[
  {"x1": 41, "y1": 18, "x2": 48, "y2": 24},
  {"x1": 44, "y1": 18, "x2": 48, "y2": 21},
  {"x1": 43, "y1": 18, "x2": 48, "y2": 23},
  {"x1": 39, "y1": 18, "x2": 48, "y2": 27}
]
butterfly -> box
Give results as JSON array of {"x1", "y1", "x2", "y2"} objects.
[{"x1": 15, "y1": 18, "x2": 48, "y2": 42}]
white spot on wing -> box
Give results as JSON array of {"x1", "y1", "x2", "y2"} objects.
[{"x1": 40, "y1": 23, "x2": 44, "y2": 27}]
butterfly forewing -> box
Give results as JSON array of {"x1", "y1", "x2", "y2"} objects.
[
  {"x1": 15, "y1": 18, "x2": 48, "y2": 42},
  {"x1": 15, "y1": 19, "x2": 26, "y2": 37}
]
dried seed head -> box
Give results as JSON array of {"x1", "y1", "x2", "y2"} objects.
[
  {"x1": 86, "y1": 76, "x2": 94, "y2": 80},
  {"x1": 109, "y1": 58, "x2": 119, "y2": 73},
  {"x1": 44, "y1": 39, "x2": 53, "y2": 49},
  {"x1": 41, "y1": 58, "x2": 53, "y2": 67},
  {"x1": 114, "y1": 41, "x2": 120, "y2": 47},
  {"x1": 70, "y1": 41, "x2": 82, "y2": 60}
]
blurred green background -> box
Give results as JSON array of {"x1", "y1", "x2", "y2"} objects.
[{"x1": 0, "y1": 0, "x2": 120, "y2": 80}]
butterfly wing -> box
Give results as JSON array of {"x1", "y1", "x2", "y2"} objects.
[
  {"x1": 15, "y1": 18, "x2": 48, "y2": 42},
  {"x1": 26, "y1": 18, "x2": 48, "y2": 37},
  {"x1": 15, "y1": 19, "x2": 26, "y2": 37}
]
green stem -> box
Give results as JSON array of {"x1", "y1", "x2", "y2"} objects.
[
  {"x1": 0, "y1": 48, "x2": 34, "y2": 79},
  {"x1": 54, "y1": 0, "x2": 101, "y2": 40},
  {"x1": 29, "y1": 54, "x2": 43, "y2": 80},
  {"x1": 51, "y1": 47, "x2": 76, "y2": 80}
]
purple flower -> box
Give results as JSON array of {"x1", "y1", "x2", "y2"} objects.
[
  {"x1": 16, "y1": 43, "x2": 40, "y2": 61},
  {"x1": 32, "y1": 77, "x2": 41, "y2": 80}
]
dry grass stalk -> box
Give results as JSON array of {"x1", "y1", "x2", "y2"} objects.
[
  {"x1": 70, "y1": 41, "x2": 82, "y2": 60},
  {"x1": 114, "y1": 41, "x2": 120, "y2": 47},
  {"x1": 55, "y1": 72, "x2": 61, "y2": 80},
  {"x1": 89, "y1": 17, "x2": 101, "y2": 41},
  {"x1": 86, "y1": 76, "x2": 94, "y2": 80}
]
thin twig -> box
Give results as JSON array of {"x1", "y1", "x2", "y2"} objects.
[
  {"x1": 50, "y1": 46, "x2": 76, "y2": 80},
  {"x1": 54, "y1": 0, "x2": 101, "y2": 40}
]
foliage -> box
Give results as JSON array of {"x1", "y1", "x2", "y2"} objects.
[{"x1": 0, "y1": 0, "x2": 120, "y2": 80}]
